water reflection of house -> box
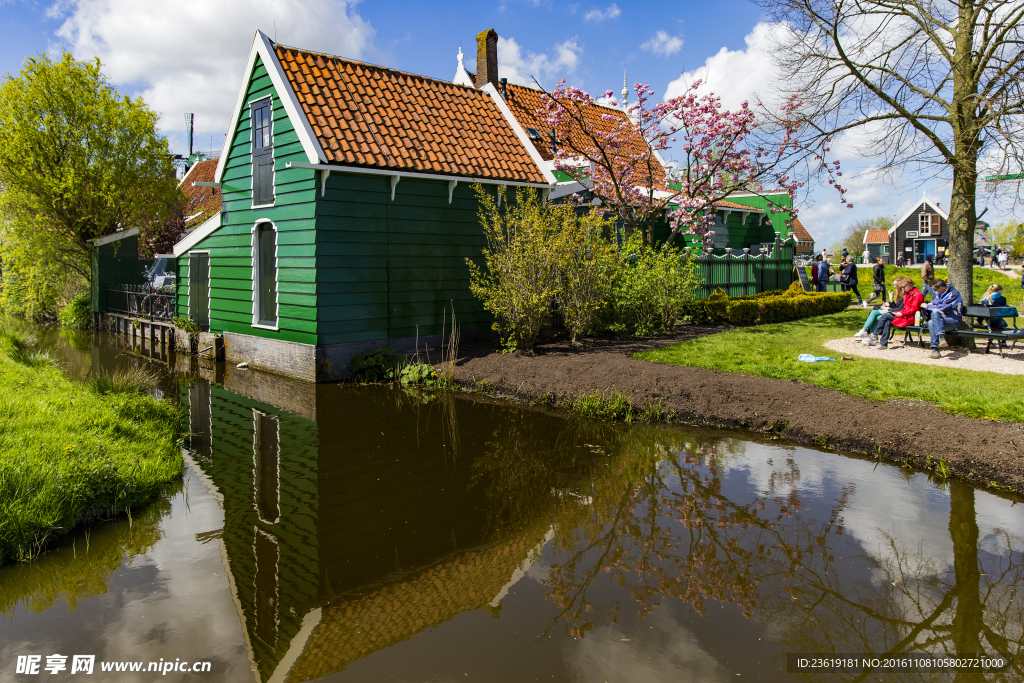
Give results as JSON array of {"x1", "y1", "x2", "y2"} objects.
[{"x1": 181, "y1": 368, "x2": 548, "y2": 682}]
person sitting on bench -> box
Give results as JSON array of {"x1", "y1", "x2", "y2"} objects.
[
  {"x1": 925, "y1": 278, "x2": 963, "y2": 358},
  {"x1": 868, "y1": 276, "x2": 922, "y2": 349},
  {"x1": 981, "y1": 284, "x2": 1009, "y2": 330},
  {"x1": 855, "y1": 278, "x2": 904, "y2": 341}
]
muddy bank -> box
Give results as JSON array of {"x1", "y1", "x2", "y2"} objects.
[{"x1": 451, "y1": 329, "x2": 1024, "y2": 495}]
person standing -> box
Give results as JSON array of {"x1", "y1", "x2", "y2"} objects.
[
  {"x1": 925, "y1": 279, "x2": 963, "y2": 358},
  {"x1": 921, "y1": 254, "x2": 936, "y2": 301},
  {"x1": 840, "y1": 256, "x2": 865, "y2": 306},
  {"x1": 865, "y1": 257, "x2": 887, "y2": 304},
  {"x1": 816, "y1": 255, "x2": 830, "y2": 292}
]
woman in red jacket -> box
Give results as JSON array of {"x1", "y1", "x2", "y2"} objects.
[{"x1": 868, "y1": 276, "x2": 923, "y2": 349}]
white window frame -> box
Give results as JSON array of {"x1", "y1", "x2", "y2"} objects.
[
  {"x1": 252, "y1": 409, "x2": 281, "y2": 525},
  {"x1": 252, "y1": 526, "x2": 280, "y2": 647},
  {"x1": 918, "y1": 213, "x2": 931, "y2": 237},
  {"x1": 251, "y1": 219, "x2": 280, "y2": 331},
  {"x1": 249, "y1": 95, "x2": 276, "y2": 210}
]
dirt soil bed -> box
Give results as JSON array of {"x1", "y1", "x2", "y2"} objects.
[{"x1": 452, "y1": 328, "x2": 1024, "y2": 495}]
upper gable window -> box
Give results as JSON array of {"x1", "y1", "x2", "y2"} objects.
[
  {"x1": 251, "y1": 99, "x2": 274, "y2": 206},
  {"x1": 918, "y1": 213, "x2": 932, "y2": 237}
]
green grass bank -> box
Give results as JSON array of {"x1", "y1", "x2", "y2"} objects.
[
  {"x1": 0, "y1": 326, "x2": 184, "y2": 565},
  {"x1": 639, "y1": 310, "x2": 1024, "y2": 422}
]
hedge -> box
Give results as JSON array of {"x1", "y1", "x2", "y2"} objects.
[{"x1": 685, "y1": 286, "x2": 852, "y2": 326}]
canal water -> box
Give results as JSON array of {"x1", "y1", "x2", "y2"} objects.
[{"x1": 1, "y1": 329, "x2": 1022, "y2": 682}]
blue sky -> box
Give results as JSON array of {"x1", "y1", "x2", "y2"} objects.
[{"x1": 0, "y1": 0, "x2": 1010, "y2": 246}]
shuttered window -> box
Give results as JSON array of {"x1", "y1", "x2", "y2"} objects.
[{"x1": 251, "y1": 100, "x2": 274, "y2": 206}]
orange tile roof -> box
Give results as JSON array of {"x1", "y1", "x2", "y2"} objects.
[
  {"x1": 792, "y1": 217, "x2": 814, "y2": 243},
  {"x1": 715, "y1": 200, "x2": 763, "y2": 211},
  {"x1": 503, "y1": 83, "x2": 667, "y2": 187},
  {"x1": 274, "y1": 46, "x2": 547, "y2": 184},
  {"x1": 863, "y1": 229, "x2": 889, "y2": 244},
  {"x1": 179, "y1": 158, "x2": 221, "y2": 228}
]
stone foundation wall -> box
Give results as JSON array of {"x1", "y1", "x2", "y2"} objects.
[{"x1": 222, "y1": 330, "x2": 496, "y2": 383}]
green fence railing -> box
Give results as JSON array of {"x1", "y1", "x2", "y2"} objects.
[{"x1": 691, "y1": 235, "x2": 797, "y2": 298}]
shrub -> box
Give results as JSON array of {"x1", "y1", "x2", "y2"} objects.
[
  {"x1": 350, "y1": 346, "x2": 405, "y2": 382},
  {"x1": 57, "y1": 293, "x2": 92, "y2": 330},
  {"x1": 726, "y1": 299, "x2": 759, "y2": 325},
  {"x1": 466, "y1": 185, "x2": 564, "y2": 350},
  {"x1": 682, "y1": 287, "x2": 730, "y2": 325},
  {"x1": 173, "y1": 316, "x2": 200, "y2": 335},
  {"x1": 400, "y1": 361, "x2": 438, "y2": 386},
  {"x1": 557, "y1": 208, "x2": 616, "y2": 343},
  {"x1": 611, "y1": 232, "x2": 700, "y2": 335}
]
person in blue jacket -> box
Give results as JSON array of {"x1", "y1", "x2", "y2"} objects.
[
  {"x1": 816, "y1": 256, "x2": 831, "y2": 292},
  {"x1": 925, "y1": 279, "x2": 962, "y2": 358}
]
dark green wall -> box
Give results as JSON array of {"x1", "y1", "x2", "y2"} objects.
[
  {"x1": 91, "y1": 233, "x2": 148, "y2": 313},
  {"x1": 314, "y1": 174, "x2": 492, "y2": 345}
]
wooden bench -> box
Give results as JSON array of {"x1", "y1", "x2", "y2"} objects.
[{"x1": 897, "y1": 305, "x2": 1024, "y2": 357}]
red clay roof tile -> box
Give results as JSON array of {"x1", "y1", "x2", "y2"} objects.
[{"x1": 276, "y1": 45, "x2": 546, "y2": 183}]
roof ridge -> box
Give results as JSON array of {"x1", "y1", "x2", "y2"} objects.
[
  {"x1": 275, "y1": 43, "x2": 481, "y2": 92},
  {"x1": 505, "y1": 81, "x2": 626, "y2": 116}
]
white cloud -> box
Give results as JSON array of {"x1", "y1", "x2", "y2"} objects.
[
  {"x1": 641, "y1": 31, "x2": 683, "y2": 58},
  {"x1": 490, "y1": 36, "x2": 583, "y2": 87},
  {"x1": 50, "y1": 0, "x2": 375, "y2": 154},
  {"x1": 583, "y1": 4, "x2": 621, "y2": 22},
  {"x1": 665, "y1": 22, "x2": 788, "y2": 111}
]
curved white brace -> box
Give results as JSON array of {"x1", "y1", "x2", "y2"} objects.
[
  {"x1": 391, "y1": 174, "x2": 400, "y2": 201},
  {"x1": 448, "y1": 179, "x2": 458, "y2": 204}
]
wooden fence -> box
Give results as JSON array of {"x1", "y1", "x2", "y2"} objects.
[{"x1": 692, "y1": 235, "x2": 798, "y2": 298}]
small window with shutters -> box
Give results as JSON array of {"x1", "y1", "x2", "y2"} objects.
[
  {"x1": 918, "y1": 213, "x2": 931, "y2": 236},
  {"x1": 931, "y1": 213, "x2": 942, "y2": 236},
  {"x1": 251, "y1": 99, "x2": 274, "y2": 206}
]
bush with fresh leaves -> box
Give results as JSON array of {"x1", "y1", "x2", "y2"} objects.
[
  {"x1": 726, "y1": 299, "x2": 759, "y2": 325},
  {"x1": 57, "y1": 293, "x2": 91, "y2": 330},
  {"x1": 349, "y1": 346, "x2": 405, "y2": 382},
  {"x1": 399, "y1": 361, "x2": 438, "y2": 386},
  {"x1": 685, "y1": 288, "x2": 851, "y2": 326},
  {"x1": 610, "y1": 232, "x2": 699, "y2": 335}
]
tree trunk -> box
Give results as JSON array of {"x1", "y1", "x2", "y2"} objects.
[
  {"x1": 947, "y1": 2, "x2": 980, "y2": 303},
  {"x1": 947, "y1": 165, "x2": 977, "y2": 303},
  {"x1": 948, "y1": 481, "x2": 984, "y2": 682}
]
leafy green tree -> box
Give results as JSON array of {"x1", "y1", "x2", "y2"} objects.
[
  {"x1": 0, "y1": 51, "x2": 177, "y2": 317},
  {"x1": 830, "y1": 216, "x2": 894, "y2": 260},
  {"x1": 990, "y1": 221, "x2": 1024, "y2": 259}
]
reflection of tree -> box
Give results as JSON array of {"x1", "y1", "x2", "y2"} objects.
[
  {"x1": 536, "y1": 436, "x2": 1024, "y2": 679},
  {"x1": 0, "y1": 490, "x2": 171, "y2": 616}
]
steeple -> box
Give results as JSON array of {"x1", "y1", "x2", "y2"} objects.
[
  {"x1": 621, "y1": 68, "x2": 628, "y2": 109},
  {"x1": 453, "y1": 46, "x2": 474, "y2": 87}
]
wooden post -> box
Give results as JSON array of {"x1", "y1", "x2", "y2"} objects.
[
  {"x1": 724, "y1": 248, "x2": 733, "y2": 296},
  {"x1": 743, "y1": 248, "x2": 751, "y2": 296}
]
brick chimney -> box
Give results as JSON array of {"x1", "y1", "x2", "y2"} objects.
[{"x1": 475, "y1": 29, "x2": 499, "y2": 90}]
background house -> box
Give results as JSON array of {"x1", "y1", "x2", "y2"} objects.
[
  {"x1": 888, "y1": 196, "x2": 948, "y2": 265},
  {"x1": 863, "y1": 229, "x2": 891, "y2": 263}
]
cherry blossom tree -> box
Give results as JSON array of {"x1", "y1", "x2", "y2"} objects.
[{"x1": 537, "y1": 80, "x2": 848, "y2": 248}]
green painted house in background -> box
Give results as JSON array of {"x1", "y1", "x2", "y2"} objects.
[{"x1": 171, "y1": 30, "x2": 555, "y2": 381}]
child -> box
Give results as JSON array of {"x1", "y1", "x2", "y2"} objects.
[{"x1": 982, "y1": 284, "x2": 1010, "y2": 348}]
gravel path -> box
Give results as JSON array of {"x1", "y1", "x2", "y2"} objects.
[{"x1": 824, "y1": 335, "x2": 1024, "y2": 374}]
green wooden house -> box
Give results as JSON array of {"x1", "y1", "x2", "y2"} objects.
[{"x1": 171, "y1": 30, "x2": 556, "y2": 381}]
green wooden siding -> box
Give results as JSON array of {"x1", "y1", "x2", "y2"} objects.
[
  {"x1": 725, "y1": 192, "x2": 794, "y2": 240},
  {"x1": 176, "y1": 55, "x2": 317, "y2": 345},
  {"x1": 315, "y1": 174, "x2": 491, "y2": 346},
  {"x1": 91, "y1": 233, "x2": 149, "y2": 312}
]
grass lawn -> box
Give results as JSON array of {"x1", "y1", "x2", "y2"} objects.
[
  {"x1": 639, "y1": 310, "x2": 1024, "y2": 423},
  {"x1": 0, "y1": 326, "x2": 184, "y2": 565}
]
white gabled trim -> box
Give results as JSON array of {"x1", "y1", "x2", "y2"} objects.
[
  {"x1": 890, "y1": 196, "x2": 948, "y2": 235},
  {"x1": 91, "y1": 227, "x2": 138, "y2": 246},
  {"x1": 172, "y1": 212, "x2": 222, "y2": 257},
  {"x1": 214, "y1": 30, "x2": 324, "y2": 184},
  {"x1": 480, "y1": 82, "x2": 558, "y2": 186},
  {"x1": 548, "y1": 181, "x2": 586, "y2": 200}
]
